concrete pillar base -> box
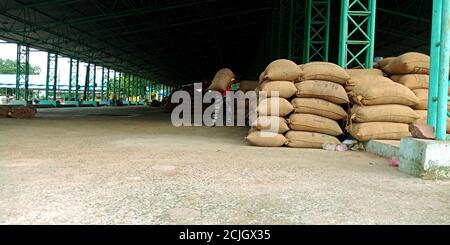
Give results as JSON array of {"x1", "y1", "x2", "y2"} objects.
[{"x1": 399, "y1": 138, "x2": 450, "y2": 179}]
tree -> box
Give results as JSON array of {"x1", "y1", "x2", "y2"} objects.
[{"x1": 0, "y1": 58, "x2": 41, "y2": 75}]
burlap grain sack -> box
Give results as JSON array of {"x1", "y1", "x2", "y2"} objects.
[
  {"x1": 345, "y1": 75, "x2": 392, "y2": 92},
  {"x1": 377, "y1": 57, "x2": 396, "y2": 70},
  {"x1": 257, "y1": 97, "x2": 294, "y2": 117},
  {"x1": 207, "y1": 68, "x2": 235, "y2": 92},
  {"x1": 239, "y1": 80, "x2": 258, "y2": 92},
  {"x1": 350, "y1": 104, "x2": 420, "y2": 124},
  {"x1": 349, "y1": 81, "x2": 419, "y2": 106},
  {"x1": 246, "y1": 131, "x2": 287, "y2": 147},
  {"x1": 285, "y1": 131, "x2": 341, "y2": 149},
  {"x1": 346, "y1": 122, "x2": 412, "y2": 141},
  {"x1": 288, "y1": 113, "x2": 343, "y2": 136},
  {"x1": 0, "y1": 106, "x2": 9, "y2": 118},
  {"x1": 291, "y1": 98, "x2": 347, "y2": 120},
  {"x1": 414, "y1": 110, "x2": 450, "y2": 133},
  {"x1": 263, "y1": 59, "x2": 303, "y2": 82},
  {"x1": 412, "y1": 89, "x2": 429, "y2": 110},
  {"x1": 251, "y1": 116, "x2": 290, "y2": 134},
  {"x1": 300, "y1": 62, "x2": 350, "y2": 85},
  {"x1": 391, "y1": 74, "x2": 429, "y2": 90},
  {"x1": 345, "y1": 68, "x2": 384, "y2": 77},
  {"x1": 295, "y1": 80, "x2": 349, "y2": 104},
  {"x1": 383, "y1": 52, "x2": 430, "y2": 75},
  {"x1": 8, "y1": 106, "x2": 37, "y2": 119},
  {"x1": 259, "y1": 81, "x2": 297, "y2": 98}
]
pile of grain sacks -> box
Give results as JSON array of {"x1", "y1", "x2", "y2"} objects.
[
  {"x1": 246, "y1": 60, "x2": 350, "y2": 148},
  {"x1": 346, "y1": 69, "x2": 420, "y2": 141},
  {"x1": 247, "y1": 59, "x2": 299, "y2": 147},
  {"x1": 383, "y1": 52, "x2": 450, "y2": 133},
  {"x1": 0, "y1": 105, "x2": 8, "y2": 118},
  {"x1": 0, "y1": 105, "x2": 37, "y2": 119},
  {"x1": 287, "y1": 62, "x2": 350, "y2": 148}
]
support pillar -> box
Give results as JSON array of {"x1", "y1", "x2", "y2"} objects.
[
  {"x1": 304, "y1": 0, "x2": 331, "y2": 62},
  {"x1": 68, "y1": 58, "x2": 79, "y2": 101},
  {"x1": 435, "y1": 0, "x2": 450, "y2": 140},
  {"x1": 118, "y1": 72, "x2": 122, "y2": 100},
  {"x1": 338, "y1": 0, "x2": 377, "y2": 68},
  {"x1": 45, "y1": 52, "x2": 58, "y2": 101},
  {"x1": 113, "y1": 70, "x2": 117, "y2": 100},
  {"x1": 127, "y1": 73, "x2": 131, "y2": 102},
  {"x1": 428, "y1": 0, "x2": 442, "y2": 128},
  {"x1": 15, "y1": 44, "x2": 30, "y2": 103}
]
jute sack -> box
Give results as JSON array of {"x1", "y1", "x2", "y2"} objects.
[
  {"x1": 263, "y1": 59, "x2": 303, "y2": 82},
  {"x1": 246, "y1": 131, "x2": 287, "y2": 147},
  {"x1": 376, "y1": 57, "x2": 396, "y2": 70},
  {"x1": 349, "y1": 81, "x2": 419, "y2": 106},
  {"x1": 346, "y1": 122, "x2": 412, "y2": 141},
  {"x1": 345, "y1": 68, "x2": 384, "y2": 77},
  {"x1": 390, "y1": 74, "x2": 429, "y2": 90},
  {"x1": 0, "y1": 106, "x2": 9, "y2": 118},
  {"x1": 207, "y1": 68, "x2": 235, "y2": 92},
  {"x1": 414, "y1": 110, "x2": 450, "y2": 133},
  {"x1": 412, "y1": 89, "x2": 429, "y2": 110},
  {"x1": 287, "y1": 113, "x2": 343, "y2": 136},
  {"x1": 350, "y1": 104, "x2": 420, "y2": 124},
  {"x1": 259, "y1": 81, "x2": 297, "y2": 98},
  {"x1": 251, "y1": 116, "x2": 290, "y2": 134},
  {"x1": 345, "y1": 75, "x2": 392, "y2": 92},
  {"x1": 295, "y1": 80, "x2": 349, "y2": 105},
  {"x1": 239, "y1": 80, "x2": 259, "y2": 92},
  {"x1": 259, "y1": 71, "x2": 265, "y2": 83},
  {"x1": 291, "y1": 98, "x2": 347, "y2": 120},
  {"x1": 257, "y1": 97, "x2": 294, "y2": 117},
  {"x1": 285, "y1": 131, "x2": 341, "y2": 149},
  {"x1": 383, "y1": 52, "x2": 430, "y2": 75},
  {"x1": 299, "y1": 62, "x2": 350, "y2": 85},
  {"x1": 8, "y1": 106, "x2": 37, "y2": 119}
]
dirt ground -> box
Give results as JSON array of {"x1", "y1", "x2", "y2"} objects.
[{"x1": 0, "y1": 106, "x2": 449, "y2": 225}]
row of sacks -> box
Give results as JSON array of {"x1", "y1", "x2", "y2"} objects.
[
  {"x1": 245, "y1": 56, "x2": 449, "y2": 148},
  {"x1": 346, "y1": 52, "x2": 450, "y2": 141},
  {"x1": 247, "y1": 60, "x2": 351, "y2": 148},
  {"x1": 0, "y1": 105, "x2": 37, "y2": 119},
  {"x1": 376, "y1": 53, "x2": 449, "y2": 133}
]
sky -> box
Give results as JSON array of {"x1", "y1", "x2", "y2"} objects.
[{"x1": 0, "y1": 39, "x2": 109, "y2": 86}]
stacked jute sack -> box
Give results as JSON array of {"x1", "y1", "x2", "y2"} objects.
[
  {"x1": 382, "y1": 52, "x2": 450, "y2": 133},
  {"x1": 246, "y1": 60, "x2": 352, "y2": 148},
  {"x1": 0, "y1": 105, "x2": 37, "y2": 119},
  {"x1": 246, "y1": 59, "x2": 300, "y2": 147},
  {"x1": 346, "y1": 54, "x2": 423, "y2": 141},
  {"x1": 287, "y1": 62, "x2": 350, "y2": 148},
  {"x1": 0, "y1": 105, "x2": 9, "y2": 118}
]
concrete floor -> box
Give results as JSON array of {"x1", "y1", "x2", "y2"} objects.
[{"x1": 0, "y1": 106, "x2": 449, "y2": 225}]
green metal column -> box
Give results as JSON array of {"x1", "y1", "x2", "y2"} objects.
[
  {"x1": 91, "y1": 64, "x2": 97, "y2": 101},
  {"x1": 428, "y1": 0, "x2": 443, "y2": 127},
  {"x1": 105, "y1": 68, "x2": 110, "y2": 101},
  {"x1": 113, "y1": 70, "x2": 117, "y2": 100},
  {"x1": 127, "y1": 73, "x2": 131, "y2": 101},
  {"x1": 15, "y1": 44, "x2": 30, "y2": 102},
  {"x1": 338, "y1": 0, "x2": 377, "y2": 68},
  {"x1": 274, "y1": 0, "x2": 304, "y2": 62},
  {"x1": 100, "y1": 67, "x2": 106, "y2": 101},
  {"x1": 68, "y1": 58, "x2": 79, "y2": 101},
  {"x1": 83, "y1": 63, "x2": 96, "y2": 101},
  {"x1": 118, "y1": 72, "x2": 122, "y2": 100},
  {"x1": 45, "y1": 52, "x2": 58, "y2": 100},
  {"x1": 435, "y1": 0, "x2": 450, "y2": 140},
  {"x1": 304, "y1": 0, "x2": 331, "y2": 62}
]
